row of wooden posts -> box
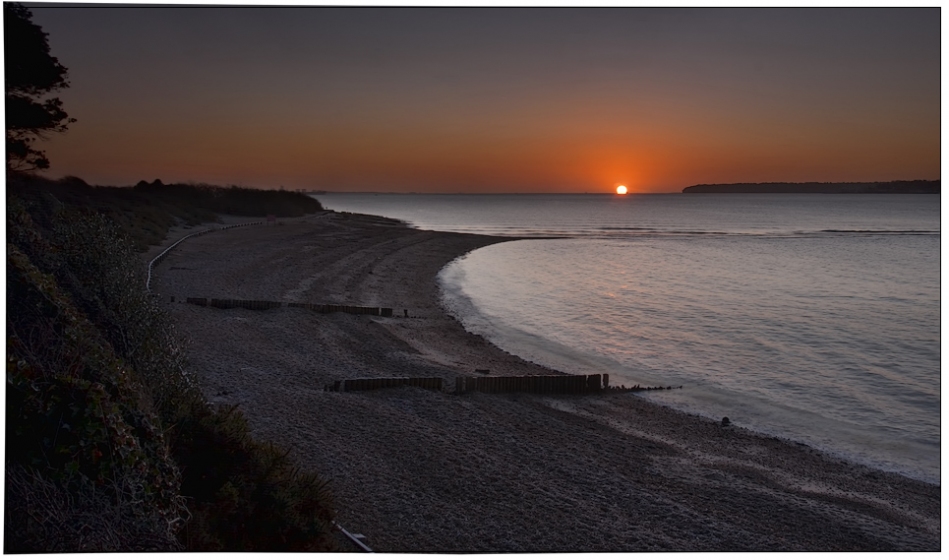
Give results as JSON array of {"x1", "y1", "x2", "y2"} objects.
[
  {"x1": 185, "y1": 297, "x2": 394, "y2": 317},
  {"x1": 326, "y1": 374, "x2": 683, "y2": 396},
  {"x1": 288, "y1": 302, "x2": 393, "y2": 316},
  {"x1": 455, "y1": 373, "x2": 609, "y2": 394},
  {"x1": 325, "y1": 373, "x2": 612, "y2": 395}
]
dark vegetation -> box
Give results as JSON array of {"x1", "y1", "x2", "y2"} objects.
[
  {"x1": 7, "y1": 176, "x2": 334, "y2": 551},
  {"x1": 9, "y1": 173, "x2": 324, "y2": 251},
  {"x1": 6, "y1": 5, "x2": 337, "y2": 550},
  {"x1": 682, "y1": 180, "x2": 940, "y2": 194}
]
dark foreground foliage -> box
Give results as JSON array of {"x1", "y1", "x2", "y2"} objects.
[
  {"x1": 8, "y1": 173, "x2": 324, "y2": 251},
  {"x1": 6, "y1": 176, "x2": 335, "y2": 552}
]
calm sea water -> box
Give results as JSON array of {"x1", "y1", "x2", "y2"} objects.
[{"x1": 316, "y1": 193, "x2": 941, "y2": 483}]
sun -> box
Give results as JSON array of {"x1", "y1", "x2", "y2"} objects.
[{"x1": 616, "y1": 185, "x2": 628, "y2": 195}]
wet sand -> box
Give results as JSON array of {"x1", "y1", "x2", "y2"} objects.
[{"x1": 149, "y1": 211, "x2": 939, "y2": 552}]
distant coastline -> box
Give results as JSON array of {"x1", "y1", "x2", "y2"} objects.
[{"x1": 682, "y1": 180, "x2": 939, "y2": 194}]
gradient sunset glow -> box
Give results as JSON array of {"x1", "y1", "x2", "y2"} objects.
[{"x1": 28, "y1": 6, "x2": 939, "y2": 193}]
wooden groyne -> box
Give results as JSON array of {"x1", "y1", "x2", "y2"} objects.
[
  {"x1": 288, "y1": 302, "x2": 393, "y2": 317},
  {"x1": 210, "y1": 298, "x2": 283, "y2": 310},
  {"x1": 455, "y1": 374, "x2": 608, "y2": 394},
  {"x1": 185, "y1": 297, "x2": 394, "y2": 317},
  {"x1": 322, "y1": 373, "x2": 682, "y2": 396},
  {"x1": 325, "y1": 377, "x2": 444, "y2": 392}
]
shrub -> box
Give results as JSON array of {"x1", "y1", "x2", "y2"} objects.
[
  {"x1": 5, "y1": 465, "x2": 179, "y2": 552},
  {"x1": 6, "y1": 243, "x2": 187, "y2": 550},
  {"x1": 170, "y1": 403, "x2": 336, "y2": 551}
]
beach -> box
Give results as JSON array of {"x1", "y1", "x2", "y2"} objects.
[{"x1": 148, "y1": 211, "x2": 940, "y2": 552}]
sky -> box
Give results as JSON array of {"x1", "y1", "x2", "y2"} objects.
[{"x1": 23, "y1": 4, "x2": 942, "y2": 193}]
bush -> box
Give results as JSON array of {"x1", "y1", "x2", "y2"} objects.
[
  {"x1": 171, "y1": 403, "x2": 335, "y2": 551},
  {"x1": 6, "y1": 242, "x2": 186, "y2": 550},
  {"x1": 5, "y1": 465, "x2": 179, "y2": 552}
]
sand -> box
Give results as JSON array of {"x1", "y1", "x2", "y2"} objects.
[{"x1": 148, "y1": 211, "x2": 940, "y2": 552}]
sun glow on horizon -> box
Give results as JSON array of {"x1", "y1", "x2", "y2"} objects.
[{"x1": 616, "y1": 185, "x2": 628, "y2": 195}]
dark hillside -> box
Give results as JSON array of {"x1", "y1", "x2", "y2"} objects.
[{"x1": 6, "y1": 175, "x2": 335, "y2": 551}]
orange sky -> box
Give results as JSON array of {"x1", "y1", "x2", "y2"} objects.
[{"x1": 29, "y1": 6, "x2": 940, "y2": 193}]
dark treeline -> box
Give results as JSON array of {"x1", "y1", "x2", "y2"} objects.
[
  {"x1": 133, "y1": 178, "x2": 324, "y2": 217},
  {"x1": 682, "y1": 180, "x2": 939, "y2": 194},
  {"x1": 7, "y1": 173, "x2": 324, "y2": 251}
]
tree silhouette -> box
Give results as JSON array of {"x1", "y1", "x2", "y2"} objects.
[{"x1": 5, "y1": 2, "x2": 75, "y2": 171}]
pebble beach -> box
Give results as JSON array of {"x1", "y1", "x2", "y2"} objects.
[{"x1": 147, "y1": 211, "x2": 940, "y2": 552}]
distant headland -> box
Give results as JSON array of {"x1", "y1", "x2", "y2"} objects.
[{"x1": 682, "y1": 180, "x2": 939, "y2": 194}]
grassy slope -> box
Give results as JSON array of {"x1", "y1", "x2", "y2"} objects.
[{"x1": 6, "y1": 173, "x2": 335, "y2": 552}]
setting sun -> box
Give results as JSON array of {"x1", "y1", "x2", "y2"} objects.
[{"x1": 616, "y1": 185, "x2": 628, "y2": 195}]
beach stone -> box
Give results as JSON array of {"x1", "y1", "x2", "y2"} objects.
[{"x1": 721, "y1": 417, "x2": 731, "y2": 427}]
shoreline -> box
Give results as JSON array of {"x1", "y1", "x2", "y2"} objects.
[{"x1": 150, "y1": 211, "x2": 939, "y2": 551}]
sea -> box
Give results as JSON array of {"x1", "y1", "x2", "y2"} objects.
[{"x1": 315, "y1": 193, "x2": 941, "y2": 484}]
